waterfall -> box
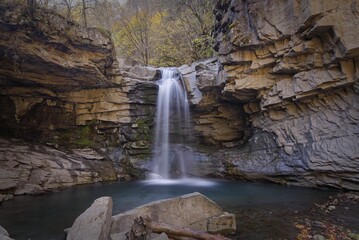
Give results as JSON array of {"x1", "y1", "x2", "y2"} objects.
[{"x1": 151, "y1": 68, "x2": 191, "y2": 179}]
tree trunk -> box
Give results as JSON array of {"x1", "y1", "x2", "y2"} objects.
[
  {"x1": 82, "y1": 0, "x2": 87, "y2": 27},
  {"x1": 27, "y1": 0, "x2": 36, "y2": 19}
]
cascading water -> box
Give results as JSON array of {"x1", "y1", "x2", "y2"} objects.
[{"x1": 150, "y1": 68, "x2": 192, "y2": 180}]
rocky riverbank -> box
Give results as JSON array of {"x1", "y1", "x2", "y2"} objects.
[{"x1": 0, "y1": 138, "x2": 119, "y2": 202}]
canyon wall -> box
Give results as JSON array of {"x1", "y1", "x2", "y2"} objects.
[
  {"x1": 200, "y1": 0, "x2": 359, "y2": 189},
  {"x1": 0, "y1": 2, "x2": 158, "y2": 199},
  {"x1": 1, "y1": 0, "x2": 359, "y2": 195}
]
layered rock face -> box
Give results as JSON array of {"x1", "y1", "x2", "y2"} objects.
[
  {"x1": 0, "y1": 2, "x2": 158, "y2": 197},
  {"x1": 208, "y1": 0, "x2": 359, "y2": 189},
  {"x1": 0, "y1": 2, "x2": 158, "y2": 149},
  {"x1": 180, "y1": 58, "x2": 249, "y2": 146},
  {"x1": 0, "y1": 138, "x2": 117, "y2": 202}
]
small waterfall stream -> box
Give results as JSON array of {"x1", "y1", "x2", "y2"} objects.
[{"x1": 151, "y1": 68, "x2": 192, "y2": 179}]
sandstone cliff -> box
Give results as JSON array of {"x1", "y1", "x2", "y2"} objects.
[
  {"x1": 0, "y1": 2, "x2": 158, "y2": 198},
  {"x1": 200, "y1": 0, "x2": 359, "y2": 189}
]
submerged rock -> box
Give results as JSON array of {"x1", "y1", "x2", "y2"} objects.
[{"x1": 67, "y1": 197, "x2": 113, "y2": 240}]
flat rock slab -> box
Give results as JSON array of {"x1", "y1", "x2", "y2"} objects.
[
  {"x1": 111, "y1": 192, "x2": 236, "y2": 236},
  {"x1": 67, "y1": 197, "x2": 113, "y2": 240}
]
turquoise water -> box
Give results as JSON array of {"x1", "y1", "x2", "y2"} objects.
[{"x1": 0, "y1": 180, "x2": 337, "y2": 239}]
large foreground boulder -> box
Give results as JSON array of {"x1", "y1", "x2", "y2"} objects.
[
  {"x1": 67, "y1": 197, "x2": 113, "y2": 240},
  {"x1": 66, "y1": 193, "x2": 236, "y2": 240},
  {"x1": 0, "y1": 225, "x2": 14, "y2": 240},
  {"x1": 110, "y1": 192, "x2": 236, "y2": 239}
]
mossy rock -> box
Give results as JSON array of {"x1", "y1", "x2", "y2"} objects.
[{"x1": 56, "y1": 121, "x2": 97, "y2": 148}]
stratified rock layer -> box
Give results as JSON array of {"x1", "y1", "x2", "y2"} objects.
[
  {"x1": 0, "y1": 138, "x2": 117, "y2": 201},
  {"x1": 209, "y1": 0, "x2": 359, "y2": 189},
  {"x1": 180, "y1": 58, "x2": 249, "y2": 146},
  {"x1": 0, "y1": 2, "x2": 158, "y2": 197}
]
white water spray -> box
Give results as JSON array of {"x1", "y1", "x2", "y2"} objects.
[{"x1": 151, "y1": 69, "x2": 192, "y2": 179}]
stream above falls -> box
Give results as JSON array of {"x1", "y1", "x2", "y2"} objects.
[{"x1": 1, "y1": 180, "x2": 358, "y2": 240}]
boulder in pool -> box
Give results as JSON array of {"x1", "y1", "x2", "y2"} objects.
[
  {"x1": 110, "y1": 192, "x2": 236, "y2": 238},
  {"x1": 66, "y1": 196, "x2": 113, "y2": 240}
]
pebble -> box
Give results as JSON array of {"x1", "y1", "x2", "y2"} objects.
[
  {"x1": 313, "y1": 234, "x2": 326, "y2": 240},
  {"x1": 327, "y1": 205, "x2": 336, "y2": 211}
]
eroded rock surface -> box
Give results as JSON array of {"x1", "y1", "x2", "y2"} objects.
[
  {"x1": 110, "y1": 192, "x2": 236, "y2": 238},
  {"x1": 0, "y1": 2, "x2": 159, "y2": 190},
  {"x1": 180, "y1": 58, "x2": 249, "y2": 146},
  {"x1": 0, "y1": 138, "x2": 117, "y2": 201},
  {"x1": 201, "y1": 0, "x2": 359, "y2": 189},
  {"x1": 0, "y1": 1, "x2": 119, "y2": 91}
]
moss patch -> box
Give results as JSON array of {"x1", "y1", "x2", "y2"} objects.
[
  {"x1": 56, "y1": 120, "x2": 96, "y2": 148},
  {"x1": 134, "y1": 117, "x2": 153, "y2": 142}
]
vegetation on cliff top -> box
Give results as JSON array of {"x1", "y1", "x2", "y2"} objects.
[{"x1": 12, "y1": 0, "x2": 215, "y2": 67}]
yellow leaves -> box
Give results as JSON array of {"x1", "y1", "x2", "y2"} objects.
[
  {"x1": 150, "y1": 10, "x2": 167, "y2": 26},
  {"x1": 112, "y1": 0, "x2": 215, "y2": 66},
  {"x1": 295, "y1": 223, "x2": 311, "y2": 240}
]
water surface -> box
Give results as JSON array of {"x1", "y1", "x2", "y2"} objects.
[{"x1": 0, "y1": 180, "x2": 336, "y2": 239}]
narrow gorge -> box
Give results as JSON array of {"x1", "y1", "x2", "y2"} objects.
[
  {"x1": 1, "y1": 0, "x2": 359, "y2": 205},
  {"x1": 0, "y1": 0, "x2": 359, "y2": 240}
]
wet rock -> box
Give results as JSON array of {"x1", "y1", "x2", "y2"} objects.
[
  {"x1": 0, "y1": 194, "x2": 13, "y2": 202},
  {"x1": 67, "y1": 197, "x2": 113, "y2": 240},
  {"x1": 327, "y1": 206, "x2": 336, "y2": 211}
]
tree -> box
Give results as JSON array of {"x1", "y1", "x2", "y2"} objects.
[
  {"x1": 27, "y1": 0, "x2": 37, "y2": 18},
  {"x1": 58, "y1": 0, "x2": 78, "y2": 21},
  {"x1": 113, "y1": 0, "x2": 215, "y2": 66},
  {"x1": 115, "y1": 0, "x2": 152, "y2": 65},
  {"x1": 81, "y1": 0, "x2": 87, "y2": 26},
  {"x1": 36, "y1": 0, "x2": 216, "y2": 66}
]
